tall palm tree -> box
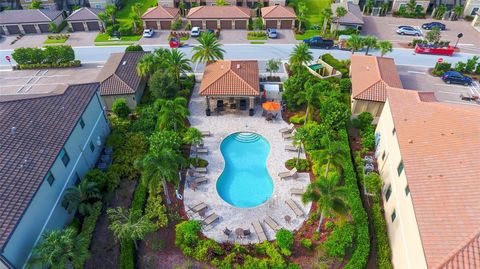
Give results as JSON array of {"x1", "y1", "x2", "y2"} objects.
[
  {"x1": 289, "y1": 43, "x2": 313, "y2": 67},
  {"x1": 334, "y1": 6, "x2": 347, "y2": 34},
  {"x1": 98, "y1": 12, "x2": 108, "y2": 32},
  {"x1": 302, "y1": 82, "x2": 320, "y2": 123},
  {"x1": 183, "y1": 127, "x2": 203, "y2": 165},
  {"x1": 157, "y1": 97, "x2": 189, "y2": 131},
  {"x1": 292, "y1": 127, "x2": 308, "y2": 166},
  {"x1": 302, "y1": 175, "x2": 349, "y2": 231},
  {"x1": 320, "y1": 7, "x2": 333, "y2": 35},
  {"x1": 378, "y1": 40, "x2": 393, "y2": 57},
  {"x1": 192, "y1": 32, "x2": 225, "y2": 64},
  {"x1": 105, "y1": 4, "x2": 117, "y2": 24},
  {"x1": 61, "y1": 179, "x2": 101, "y2": 216},
  {"x1": 137, "y1": 50, "x2": 167, "y2": 78},
  {"x1": 346, "y1": 34, "x2": 364, "y2": 54},
  {"x1": 296, "y1": 2, "x2": 307, "y2": 32},
  {"x1": 313, "y1": 136, "x2": 347, "y2": 177},
  {"x1": 363, "y1": 35, "x2": 378, "y2": 55},
  {"x1": 130, "y1": 13, "x2": 140, "y2": 34},
  {"x1": 107, "y1": 207, "x2": 157, "y2": 249},
  {"x1": 28, "y1": 227, "x2": 89, "y2": 269},
  {"x1": 165, "y1": 49, "x2": 192, "y2": 82},
  {"x1": 131, "y1": 2, "x2": 142, "y2": 17}
]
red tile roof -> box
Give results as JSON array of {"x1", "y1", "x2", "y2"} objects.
[
  {"x1": 187, "y1": 6, "x2": 251, "y2": 19},
  {"x1": 141, "y1": 6, "x2": 179, "y2": 19},
  {"x1": 386, "y1": 88, "x2": 480, "y2": 269},
  {"x1": 261, "y1": 5, "x2": 296, "y2": 19},
  {"x1": 199, "y1": 60, "x2": 259, "y2": 96}
]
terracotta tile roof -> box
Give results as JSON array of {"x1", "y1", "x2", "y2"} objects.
[
  {"x1": 261, "y1": 5, "x2": 296, "y2": 19},
  {"x1": 350, "y1": 55, "x2": 403, "y2": 102},
  {"x1": 199, "y1": 60, "x2": 259, "y2": 96},
  {"x1": 0, "y1": 83, "x2": 99, "y2": 250},
  {"x1": 386, "y1": 88, "x2": 480, "y2": 269},
  {"x1": 0, "y1": 9, "x2": 63, "y2": 24},
  {"x1": 187, "y1": 6, "x2": 251, "y2": 19},
  {"x1": 96, "y1": 51, "x2": 148, "y2": 96},
  {"x1": 141, "y1": 6, "x2": 179, "y2": 19},
  {"x1": 66, "y1": 7, "x2": 102, "y2": 21},
  {"x1": 332, "y1": 2, "x2": 364, "y2": 25}
]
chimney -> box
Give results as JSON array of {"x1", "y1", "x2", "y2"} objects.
[{"x1": 10, "y1": 127, "x2": 16, "y2": 135}]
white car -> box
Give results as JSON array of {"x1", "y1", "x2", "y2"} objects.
[
  {"x1": 191, "y1": 27, "x2": 201, "y2": 37},
  {"x1": 143, "y1": 28, "x2": 154, "y2": 38},
  {"x1": 396, "y1": 26, "x2": 423, "y2": 36}
]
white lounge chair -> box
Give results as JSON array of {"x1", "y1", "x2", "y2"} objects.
[
  {"x1": 186, "y1": 202, "x2": 208, "y2": 217},
  {"x1": 192, "y1": 177, "x2": 208, "y2": 185},
  {"x1": 201, "y1": 131, "x2": 211, "y2": 137},
  {"x1": 285, "y1": 145, "x2": 301, "y2": 152},
  {"x1": 264, "y1": 216, "x2": 281, "y2": 232},
  {"x1": 279, "y1": 123, "x2": 294, "y2": 134},
  {"x1": 290, "y1": 188, "x2": 305, "y2": 195},
  {"x1": 196, "y1": 147, "x2": 208, "y2": 154},
  {"x1": 203, "y1": 213, "x2": 219, "y2": 225},
  {"x1": 278, "y1": 167, "x2": 298, "y2": 179},
  {"x1": 282, "y1": 129, "x2": 296, "y2": 139},
  {"x1": 252, "y1": 220, "x2": 267, "y2": 242},
  {"x1": 286, "y1": 199, "x2": 304, "y2": 217},
  {"x1": 190, "y1": 164, "x2": 207, "y2": 173}
]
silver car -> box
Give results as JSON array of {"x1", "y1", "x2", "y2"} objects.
[{"x1": 396, "y1": 26, "x2": 423, "y2": 36}]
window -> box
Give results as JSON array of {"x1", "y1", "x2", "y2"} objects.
[
  {"x1": 95, "y1": 4, "x2": 102, "y2": 8},
  {"x1": 382, "y1": 151, "x2": 386, "y2": 161},
  {"x1": 397, "y1": 161, "x2": 404, "y2": 176},
  {"x1": 391, "y1": 210, "x2": 397, "y2": 222},
  {"x1": 405, "y1": 185, "x2": 410, "y2": 196},
  {"x1": 89, "y1": 141, "x2": 95, "y2": 152},
  {"x1": 392, "y1": 128, "x2": 396, "y2": 135},
  {"x1": 61, "y1": 149, "x2": 70, "y2": 166},
  {"x1": 79, "y1": 118, "x2": 85, "y2": 129},
  {"x1": 385, "y1": 185, "x2": 392, "y2": 202},
  {"x1": 46, "y1": 172, "x2": 55, "y2": 186},
  {"x1": 74, "y1": 173, "x2": 81, "y2": 186}
]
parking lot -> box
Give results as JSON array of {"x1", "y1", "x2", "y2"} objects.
[
  {"x1": 362, "y1": 16, "x2": 480, "y2": 54},
  {"x1": 0, "y1": 64, "x2": 102, "y2": 95},
  {"x1": 397, "y1": 65, "x2": 480, "y2": 106}
]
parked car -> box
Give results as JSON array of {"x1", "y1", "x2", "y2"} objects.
[
  {"x1": 191, "y1": 27, "x2": 201, "y2": 37},
  {"x1": 442, "y1": 71, "x2": 473, "y2": 86},
  {"x1": 303, "y1": 37, "x2": 334, "y2": 49},
  {"x1": 267, "y1": 28, "x2": 278, "y2": 38},
  {"x1": 422, "y1": 22, "x2": 446, "y2": 30},
  {"x1": 396, "y1": 26, "x2": 423, "y2": 36},
  {"x1": 143, "y1": 28, "x2": 154, "y2": 38}
]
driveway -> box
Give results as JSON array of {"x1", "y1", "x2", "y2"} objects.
[
  {"x1": 362, "y1": 16, "x2": 480, "y2": 54},
  {"x1": 0, "y1": 34, "x2": 47, "y2": 50},
  {"x1": 138, "y1": 30, "x2": 171, "y2": 46},
  {"x1": 66, "y1": 31, "x2": 99, "y2": 47}
]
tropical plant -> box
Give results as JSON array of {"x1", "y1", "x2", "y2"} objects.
[
  {"x1": 378, "y1": 40, "x2": 393, "y2": 57},
  {"x1": 183, "y1": 127, "x2": 203, "y2": 164},
  {"x1": 362, "y1": 35, "x2": 377, "y2": 55},
  {"x1": 297, "y1": 2, "x2": 307, "y2": 31},
  {"x1": 266, "y1": 58, "x2": 281, "y2": 78},
  {"x1": 314, "y1": 136, "x2": 347, "y2": 177},
  {"x1": 275, "y1": 229, "x2": 294, "y2": 256},
  {"x1": 192, "y1": 32, "x2": 225, "y2": 64},
  {"x1": 320, "y1": 7, "x2": 333, "y2": 35},
  {"x1": 334, "y1": 6, "x2": 348, "y2": 33},
  {"x1": 131, "y1": 2, "x2": 142, "y2": 17},
  {"x1": 61, "y1": 179, "x2": 101, "y2": 216},
  {"x1": 165, "y1": 49, "x2": 192, "y2": 82},
  {"x1": 149, "y1": 70, "x2": 180, "y2": 99},
  {"x1": 98, "y1": 12, "x2": 108, "y2": 31},
  {"x1": 105, "y1": 4, "x2": 117, "y2": 24},
  {"x1": 28, "y1": 227, "x2": 89, "y2": 269},
  {"x1": 425, "y1": 27, "x2": 441, "y2": 44},
  {"x1": 433, "y1": 4, "x2": 447, "y2": 19},
  {"x1": 452, "y1": 5, "x2": 463, "y2": 20},
  {"x1": 112, "y1": 98, "x2": 131, "y2": 118},
  {"x1": 107, "y1": 207, "x2": 157, "y2": 249},
  {"x1": 215, "y1": 0, "x2": 229, "y2": 5},
  {"x1": 302, "y1": 175, "x2": 349, "y2": 231},
  {"x1": 406, "y1": 0, "x2": 417, "y2": 15},
  {"x1": 137, "y1": 49, "x2": 166, "y2": 78},
  {"x1": 157, "y1": 97, "x2": 189, "y2": 131},
  {"x1": 363, "y1": 0, "x2": 374, "y2": 14},
  {"x1": 301, "y1": 82, "x2": 321, "y2": 122},
  {"x1": 129, "y1": 12, "x2": 140, "y2": 34},
  {"x1": 289, "y1": 43, "x2": 313, "y2": 67},
  {"x1": 346, "y1": 34, "x2": 363, "y2": 54},
  {"x1": 29, "y1": 0, "x2": 41, "y2": 9},
  {"x1": 292, "y1": 127, "x2": 308, "y2": 166}
]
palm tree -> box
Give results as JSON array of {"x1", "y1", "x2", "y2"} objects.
[
  {"x1": 192, "y1": 32, "x2": 225, "y2": 64},
  {"x1": 320, "y1": 7, "x2": 333, "y2": 35},
  {"x1": 137, "y1": 50, "x2": 167, "y2": 78},
  {"x1": 292, "y1": 127, "x2": 308, "y2": 166},
  {"x1": 107, "y1": 207, "x2": 157, "y2": 249},
  {"x1": 165, "y1": 49, "x2": 192, "y2": 82},
  {"x1": 130, "y1": 13, "x2": 140, "y2": 34},
  {"x1": 131, "y1": 2, "x2": 142, "y2": 17},
  {"x1": 289, "y1": 43, "x2": 313, "y2": 67},
  {"x1": 297, "y1": 2, "x2": 307, "y2": 32},
  {"x1": 302, "y1": 82, "x2": 320, "y2": 123},
  {"x1": 61, "y1": 179, "x2": 101, "y2": 216},
  {"x1": 183, "y1": 127, "x2": 203, "y2": 165},
  {"x1": 28, "y1": 227, "x2": 89, "y2": 269},
  {"x1": 334, "y1": 6, "x2": 347, "y2": 34},
  {"x1": 105, "y1": 4, "x2": 117, "y2": 24},
  {"x1": 157, "y1": 97, "x2": 189, "y2": 131},
  {"x1": 378, "y1": 40, "x2": 393, "y2": 57},
  {"x1": 346, "y1": 34, "x2": 363, "y2": 54},
  {"x1": 98, "y1": 12, "x2": 108, "y2": 32},
  {"x1": 302, "y1": 175, "x2": 349, "y2": 231},
  {"x1": 362, "y1": 35, "x2": 378, "y2": 55},
  {"x1": 266, "y1": 58, "x2": 281, "y2": 78},
  {"x1": 313, "y1": 136, "x2": 347, "y2": 177}
]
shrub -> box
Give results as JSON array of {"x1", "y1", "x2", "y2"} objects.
[
  {"x1": 105, "y1": 164, "x2": 122, "y2": 191},
  {"x1": 289, "y1": 112, "x2": 305, "y2": 124},
  {"x1": 325, "y1": 221, "x2": 335, "y2": 230},
  {"x1": 119, "y1": 24, "x2": 133, "y2": 36},
  {"x1": 339, "y1": 78, "x2": 352, "y2": 92},
  {"x1": 285, "y1": 158, "x2": 310, "y2": 172},
  {"x1": 372, "y1": 199, "x2": 393, "y2": 269},
  {"x1": 76, "y1": 201, "x2": 102, "y2": 269},
  {"x1": 300, "y1": 238, "x2": 312, "y2": 250},
  {"x1": 13, "y1": 46, "x2": 76, "y2": 67},
  {"x1": 357, "y1": 112, "x2": 374, "y2": 130},
  {"x1": 323, "y1": 222, "x2": 355, "y2": 258},
  {"x1": 149, "y1": 70, "x2": 180, "y2": 99},
  {"x1": 83, "y1": 169, "x2": 109, "y2": 192},
  {"x1": 275, "y1": 229, "x2": 294, "y2": 256},
  {"x1": 131, "y1": 180, "x2": 148, "y2": 213},
  {"x1": 465, "y1": 15, "x2": 474, "y2": 21},
  {"x1": 189, "y1": 157, "x2": 209, "y2": 167},
  {"x1": 364, "y1": 172, "x2": 381, "y2": 194},
  {"x1": 112, "y1": 98, "x2": 131, "y2": 118},
  {"x1": 120, "y1": 240, "x2": 135, "y2": 269},
  {"x1": 185, "y1": 22, "x2": 192, "y2": 30},
  {"x1": 175, "y1": 220, "x2": 202, "y2": 255},
  {"x1": 321, "y1": 54, "x2": 349, "y2": 77},
  {"x1": 247, "y1": 31, "x2": 267, "y2": 39},
  {"x1": 145, "y1": 191, "x2": 168, "y2": 229},
  {"x1": 125, "y1": 45, "x2": 143, "y2": 52},
  {"x1": 171, "y1": 18, "x2": 182, "y2": 30},
  {"x1": 361, "y1": 125, "x2": 375, "y2": 151},
  {"x1": 433, "y1": 62, "x2": 451, "y2": 76}
]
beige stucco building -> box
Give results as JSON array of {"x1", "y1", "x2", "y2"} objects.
[{"x1": 464, "y1": 0, "x2": 480, "y2": 16}]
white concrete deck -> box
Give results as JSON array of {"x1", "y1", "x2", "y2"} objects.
[{"x1": 184, "y1": 85, "x2": 312, "y2": 244}]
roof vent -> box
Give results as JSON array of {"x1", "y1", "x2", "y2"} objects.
[
  {"x1": 10, "y1": 127, "x2": 16, "y2": 135},
  {"x1": 237, "y1": 64, "x2": 241, "y2": 69},
  {"x1": 366, "y1": 66, "x2": 370, "y2": 71},
  {"x1": 122, "y1": 61, "x2": 127, "y2": 65},
  {"x1": 408, "y1": 139, "x2": 413, "y2": 144}
]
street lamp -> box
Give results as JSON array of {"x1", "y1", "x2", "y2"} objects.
[{"x1": 454, "y1": 33, "x2": 463, "y2": 48}]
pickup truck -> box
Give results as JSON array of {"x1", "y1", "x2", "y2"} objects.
[{"x1": 303, "y1": 37, "x2": 334, "y2": 49}]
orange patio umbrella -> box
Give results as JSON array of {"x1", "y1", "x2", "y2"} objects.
[{"x1": 262, "y1": 101, "x2": 281, "y2": 111}]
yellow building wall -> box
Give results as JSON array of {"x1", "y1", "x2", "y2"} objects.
[
  {"x1": 375, "y1": 100, "x2": 428, "y2": 269},
  {"x1": 351, "y1": 98, "x2": 384, "y2": 122}
]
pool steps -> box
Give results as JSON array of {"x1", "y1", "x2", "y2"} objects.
[{"x1": 233, "y1": 132, "x2": 261, "y2": 143}]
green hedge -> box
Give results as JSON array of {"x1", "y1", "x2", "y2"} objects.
[
  {"x1": 321, "y1": 54, "x2": 349, "y2": 78},
  {"x1": 372, "y1": 198, "x2": 394, "y2": 269},
  {"x1": 17, "y1": 60, "x2": 81, "y2": 70},
  {"x1": 76, "y1": 201, "x2": 102, "y2": 269}
]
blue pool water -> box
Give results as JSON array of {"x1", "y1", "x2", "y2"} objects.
[{"x1": 216, "y1": 132, "x2": 274, "y2": 208}]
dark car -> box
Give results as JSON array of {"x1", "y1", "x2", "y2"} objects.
[
  {"x1": 303, "y1": 37, "x2": 334, "y2": 49},
  {"x1": 422, "y1": 22, "x2": 446, "y2": 30},
  {"x1": 442, "y1": 71, "x2": 473, "y2": 86}
]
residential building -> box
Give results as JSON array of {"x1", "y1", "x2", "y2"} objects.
[
  {"x1": 66, "y1": 7, "x2": 103, "y2": 32},
  {"x1": 0, "y1": 0, "x2": 19, "y2": 9},
  {"x1": 261, "y1": 5, "x2": 296, "y2": 29},
  {"x1": 19, "y1": 0, "x2": 56, "y2": 10},
  {"x1": 0, "y1": 83, "x2": 110, "y2": 269},
  {"x1": 464, "y1": 0, "x2": 480, "y2": 16},
  {"x1": 349, "y1": 55, "x2": 403, "y2": 121},
  {"x1": 331, "y1": 2, "x2": 364, "y2": 31},
  {"x1": 97, "y1": 51, "x2": 148, "y2": 110},
  {"x1": 200, "y1": 60, "x2": 259, "y2": 114},
  {"x1": 158, "y1": 0, "x2": 285, "y2": 9},
  {"x1": 141, "y1": 5, "x2": 180, "y2": 30},
  {"x1": 391, "y1": 0, "x2": 465, "y2": 12},
  {"x1": 375, "y1": 87, "x2": 480, "y2": 269},
  {"x1": 87, "y1": 0, "x2": 116, "y2": 9},
  {"x1": 0, "y1": 9, "x2": 63, "y2": 35},
  {"x1": 186, "y1": 6, "x2": 251, "y2": 29}
]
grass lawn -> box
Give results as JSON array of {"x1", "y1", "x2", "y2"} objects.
[
  {"x1": 95, "y1": 33, "x2": 141, "y2": 42},
  {"x1": 250, "y1": 41, "x2": 266, "y2": 44},
  {"x1": 247, "y1": 36, "x2": 268, "y2": 40},
  {"x1": 116, "y1": 0, "x2": 157, "y2": 27},
  {"x1": 44, "y1": 38, "x2": 68, "y2": 44},
  {"x1": 303, "y1": 0, "x2": 331, "y2": 27},
  {"x1": 95, "y1": 42, "x2": 134, "y2": 46},
  {"x1": 294, "y1": 30, "x2": 321, "y2": 40}
]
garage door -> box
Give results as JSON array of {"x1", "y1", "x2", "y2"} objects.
[
  {"x1": 265, "y1": 20, "x2": 277, "y2": 29},
  {"x1": 22, "y1": 24, "x2": 37, "y2": 34},
  {"x1": 70, "y1": 22, "x2": 85, "y2": 32},
  {"x1": 160, "y1": 21, "x2": 171, "y2": 30},
  {"x1": 280, "y1": 20, "x2": 292, "y2": 29},
  {"x1": 6, "y1": 25, "x2": 20, "y2": 35},
  {"x1": 191, "y1": 20, "x2": 203, "y2": 29},
  {"x1": 86, "y1": 21, "x2": 100, "y2": 31},
  {"x1": 220, "y1": 20, "x2": 232, "y2": 29},
  {"x1": 0, "y1": 27, "x2": 4, "y2": 35},
  {"x1": 38, "y1": 24, "x2": 50, "y2": 33},
  {"x1": 145, "y1": 20, "x2": 158, "y2": 30},
  {"x1": 235, "y1": 20, "x2": 247, "y2": 29},
  {"x1": 206, "y1": 20, "x2": 217, "y2": 30}
]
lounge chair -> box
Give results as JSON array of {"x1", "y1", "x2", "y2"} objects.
[
  {"x1": 278, "y1": 167, "x2": 297, "y2": 179},
  {"x1": 264, "y1": 216, "x2": 281, "y2": 232},
  {"x1": 201, "y1": 131, "x2": 211, "y2": 137},
  {"x1": 224, "y1": 227, "x2": 232, "y2": 236},
  {"x1": 192, "y1": 177, "x2": 208, "y2": 185},
  {"x1": 283, "y1": 130, "x2": 296, "y2": 139},
  {"x1": 285, "y1": 145, "x2": 301, "y2": 152},
  {"x1": 186, "y1": 202, "x2": 208, "y2": 217},
  {"x1": 290, "y1": 188, "x2": 305, "y2": 195},
  {"x1": 251, "y1": 221, "x2": 267, "y2": 242},
  {"x1": 279, "y1": 123, "x2": 294, "y2": 134},
  {"x1": 286, "y1": 199, "x2": 304, "y2": 217},
  {"x1": 243, "y1": 229, "x2": 251, "y2": 237},
  {"x1": 196, "y1": 147, "x2": 208, "y2": 154},
  {"x1": 190, "y1": 164, "x2": 207, "y2": 173},
  {"x1": 203, "y1": 213, "x2": 219, "y2": 225}
]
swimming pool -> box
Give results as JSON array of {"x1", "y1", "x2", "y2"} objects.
[{"x1": 216, "y1": 132, "x2": 274, "y2": 208}]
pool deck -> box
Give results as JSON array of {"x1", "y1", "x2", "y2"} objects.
[{"x1": 184, "y1": 84, "x2": 312, "y2": 244}]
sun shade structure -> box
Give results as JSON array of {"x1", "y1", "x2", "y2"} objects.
[{"x1": 262, "y1": 101, "x2": 281, "y2": 111}]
